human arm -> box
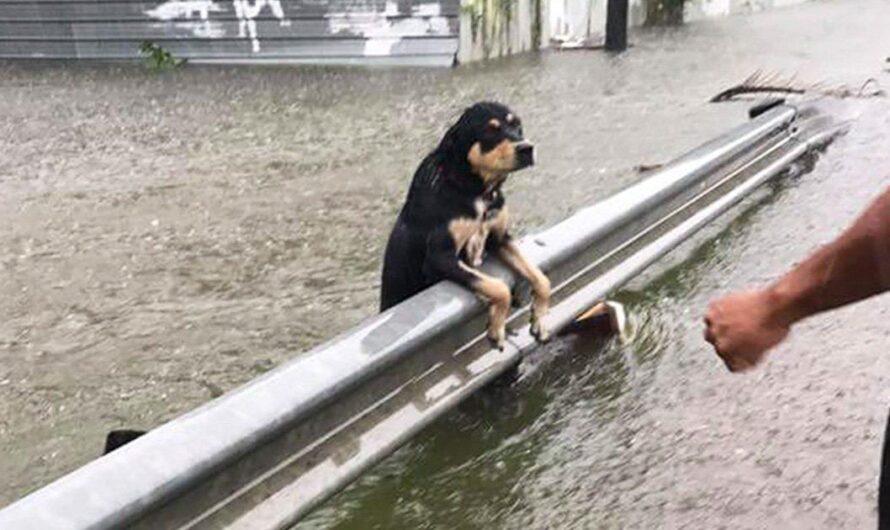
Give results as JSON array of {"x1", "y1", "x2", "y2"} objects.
[{"x1": 705, "y1": 185, "x2": 890, "y2": 372}]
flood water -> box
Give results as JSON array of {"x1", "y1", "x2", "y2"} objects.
[{"x1": 2, "y1": 0, "x2": 890, "y2": 527}]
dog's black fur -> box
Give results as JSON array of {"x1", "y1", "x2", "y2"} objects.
[
  {"x1": 380, "y1": 102, "x2": 551, "y2": 348},
  {"x1": 103, "y1": 429, "x2": 146, "y2": 454}
]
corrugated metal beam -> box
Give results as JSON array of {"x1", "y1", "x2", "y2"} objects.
[{"x1": 0, "y1": 103, "x2": 842, "y2": 529}]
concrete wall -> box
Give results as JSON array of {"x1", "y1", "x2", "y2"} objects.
[
  {"x1": 0, "y1": 0, "x2": 807, "y2": 65},
  {"x1": 463, "y1": 0, "x2": 808, "y2": 62},
  {"x1": 548, "y1": 0, "x2": 643, "y2": 42},
  {"x1": 457, "y1": 0, "x2": 548, "y2": 63},
  {"x1": 685, "y1": 0, "x2": 808, "y2": 22}
]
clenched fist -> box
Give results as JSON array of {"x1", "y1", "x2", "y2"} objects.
[{"x1": 704, "y1": 288, "x2": 793, "y2": 372}]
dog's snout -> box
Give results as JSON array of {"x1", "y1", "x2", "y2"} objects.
[{"x1": 515, "y1": 141, "x2": 534, "y2": 169}]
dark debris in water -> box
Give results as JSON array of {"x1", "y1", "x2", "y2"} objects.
[{"x1": 711, "y1": 70, "x2": 886, "y2": 102}]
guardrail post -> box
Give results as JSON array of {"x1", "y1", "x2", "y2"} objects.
[{"x1": 605, "y1": 0, "x2": 629, "y2": 52}]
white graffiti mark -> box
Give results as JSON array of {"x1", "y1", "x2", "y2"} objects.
[
  {"x1": 145, "y1": 0, "x2": 448, "y2": 55},
  {"x1": 145, "y1": 0, "x2": 290, "y2": 52},
  {"x1": 327, "y1": 2, "x2": 450, "y2": 56},
  {"x1": 145, "y1": 0, "x2": 224, "y2": 19},
  {"x1": 144, "y1": 0, "x2": 226, "y2": 39},
  {"x1": 233, "y1": 0, "x2": 291, "y2": 53}
]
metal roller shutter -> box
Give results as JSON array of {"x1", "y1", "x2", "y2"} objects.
[{"x1": 0, "y1": 0, "x2": 459, "y2": 65}]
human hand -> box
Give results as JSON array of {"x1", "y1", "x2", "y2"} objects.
[{"x1": 704, "y1": 289, "x2": 792, "y2": 372}]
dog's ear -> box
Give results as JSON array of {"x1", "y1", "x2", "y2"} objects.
[
  {"x1": 436, "y1": 121, "x2": 460, "y2": 156},
  {"x1": 436, "y1": 106, "x2": 474, "y2": 159}
]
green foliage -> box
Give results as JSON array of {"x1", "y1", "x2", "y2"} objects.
[
  {"x1": 461, "y1": 0, "x2": 516, "y2": 57},
  {"x1": 531, "y1": 0, "x2": 542, "y2": 49},
  {"x1": 461, "y1": 0, "x2": 485, "y2": 39},
  {"x1": 139, "y1": 41, "x2": 186, "y2": 72},
  {"x1": 646, "y1": 0, "x2": 684, "y2": 25}
]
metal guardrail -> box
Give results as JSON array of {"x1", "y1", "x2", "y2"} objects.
[{"x1": 0, "y1": 103, "x2": 842, "y2": 530}]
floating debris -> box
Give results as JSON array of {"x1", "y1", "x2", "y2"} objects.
[
  {"x1": 635, "y1": 163, "x2": 664, "y2": 173},
  {"x1": 711, "y1": 70, "x2": 885, "y2": 102},
  {"x1": 550, "y1": 33, "x2": 605, "y2": 51}
]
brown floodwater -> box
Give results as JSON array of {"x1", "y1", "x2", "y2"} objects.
[{"x1": 2, "y1": 0, "x2": 890, "y2": 527}]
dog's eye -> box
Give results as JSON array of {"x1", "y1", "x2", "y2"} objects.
[{"x1": 486, "y1": 120, "x2": 501, "y2": 133}]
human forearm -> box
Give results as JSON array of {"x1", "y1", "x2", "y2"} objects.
[
  {"x1": 705, "y1": 185, "x2": 890, "y2": 372},
  {"x1": 767, "y1": 187, "x2": 890, "y2": 325}
]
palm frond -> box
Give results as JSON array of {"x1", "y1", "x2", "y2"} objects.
[{"x1": 711, "y1": 70, "x2": 884, "y2": 102}]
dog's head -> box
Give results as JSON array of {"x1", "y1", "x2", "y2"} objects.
[{"x1": 436, "y1": 102, "x2": 534, "y2": 187}]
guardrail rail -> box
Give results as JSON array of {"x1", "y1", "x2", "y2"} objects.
[{"x1": 0, "y1": 102, "x2": 843, "y2": 530}]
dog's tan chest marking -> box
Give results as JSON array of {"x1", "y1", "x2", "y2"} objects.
[{"x1": 448, "y1": 199, "x2": 509, "y2": 267}]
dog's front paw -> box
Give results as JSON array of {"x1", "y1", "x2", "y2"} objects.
[
  {"x1": 530, "y1": 315, "x2": 550, "y2": 343},
  {"x1": 487, "y1": 325, "x2": 506, "y2": 351}
]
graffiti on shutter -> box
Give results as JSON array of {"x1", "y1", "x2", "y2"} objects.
[{"x1": 0, "y1": 0, "x2": 460, "y2": 65}]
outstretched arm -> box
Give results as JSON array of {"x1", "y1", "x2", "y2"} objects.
[{"x1": 705, "y1": 185, "x2": 890, "y2": 372}]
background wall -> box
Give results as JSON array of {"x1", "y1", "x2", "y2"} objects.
[
  {"x1": 0, "y1": 0, "x2": 460, "y2": 65},
  {"x1": 0, "y1": 0, "x2": 812, "y2": 65},
  {"x1": 546, "y1": 0, "x2": 809, "y2": 51}
]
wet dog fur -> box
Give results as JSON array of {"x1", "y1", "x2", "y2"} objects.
[{"x1": 380, "y1": 102, "x2": 551, "y2": 348}]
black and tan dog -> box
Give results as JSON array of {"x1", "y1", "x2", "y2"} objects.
[{"x1": 380, "y1": 102, "x2": 551, "y2": 348}]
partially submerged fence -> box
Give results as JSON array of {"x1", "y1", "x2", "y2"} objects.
[{"x1": 0, "y1": 102, "x2": 841, "y2": 529}]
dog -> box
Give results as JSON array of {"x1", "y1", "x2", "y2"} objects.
[{"x1": 380, "y1": 102, "x2": 551, "y2": 349}]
